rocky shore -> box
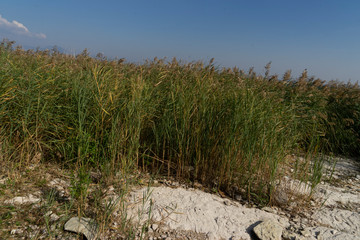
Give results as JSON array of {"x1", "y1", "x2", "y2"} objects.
[
  {"x1": 127, "y1": 157, "x2": 360, "y2": 240},
  {"x1": 1, "y1": 156, "x2": 359, "y2": 239}
]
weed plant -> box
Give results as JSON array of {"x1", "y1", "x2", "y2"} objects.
[{"x1": 1, "y1": 39, "x2": 359, "y2": 205}]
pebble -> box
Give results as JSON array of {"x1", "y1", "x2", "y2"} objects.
[
  {"x1": 224, "y1": 200, "x2": 231, "y2": 205},
  {"x1": 262, "y1": 206, "x2": 277, "y2": 214},
  {"x1": 151, "y1": 223, "x2": 159, "y2": 231},
  {"x1": 300, "y1": 229, "x2": 311, "y2": 237},
  {"x1": 108, "y1": 185, "x2": 115, "y2": 192},
  {"x1": 11, "y1": 229, "x2": 24, "y2": 235}
]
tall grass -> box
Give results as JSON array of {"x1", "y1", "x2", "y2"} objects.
[{"x1": 1, "y1": 39, "x2": 359, "y2": 204}]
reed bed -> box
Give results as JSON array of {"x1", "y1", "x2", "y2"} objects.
[{"x1": 1, "y1": 39, "x2": 359, "y2": 204}]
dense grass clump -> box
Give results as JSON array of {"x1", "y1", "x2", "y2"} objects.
[{"x1": 1, "y1": 39, "x2": 359, "y2": 204}]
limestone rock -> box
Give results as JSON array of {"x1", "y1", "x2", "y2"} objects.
[
  {"x1": 127, "y1": 187, "x2": 289, "y2": 240},
  {"x1": 44, "y1": 211, "x2": 60, "y2": 221},
  {"x1": 274, "y1": 176, "x2": 312, "y2": 205},
  {"x1": 306, "y1": 226, "x2": 360, "y2": 240},
  {"x1": 312, "y1": 208, "x2": 360, "y2": 235},
  {"x1": 64, "y1": 217, "x2": 98, "y2": 240},
  {"x1": 253, "y1": 219, "x2": 283, "y2": 240},
  {"x1": 5, "y1": 194, "x2": 40, "y2": 205}
]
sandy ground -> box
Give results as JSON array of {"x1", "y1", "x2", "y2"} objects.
[{"x1": 127, "y1": 157, "x2": 360, "y2": 240}]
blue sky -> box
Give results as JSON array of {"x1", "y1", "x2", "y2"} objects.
[{"x1": 1, "y1": 0, "x2": 360, "y2": 83}]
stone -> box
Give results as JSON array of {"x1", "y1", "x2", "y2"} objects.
[
  {"x1": 49, "y1": 178, "x2": 69, "y2": 188},
  {"x1": 64, "y1": 217, "x2": 98, "y2": 240},
  {"x1": 224, "y1": 199, "x2": 231, "y2": 205},
  {"x1": 312, "y1": 208, "x2": 360, "y2": 235},
  {"x1": 90, "y1": 171, "x2": 102, "y2": 183},
  {"x1": 300, "y1": 229, "x2": 311, "y2": 237},
  {"x1": 262, "y1": 206, "x2": 277, "y2": 214},
  {"x1": 282, "y1": 230, "x2": 299, "y2": 240},
  {"x1": 306, "y1": 226, "x2": 359, "y2": 240},
  {"x1": 107, "y1": 185, "x2": 115, "y2": 192},
  {"x1": 10, "y1": 229, "x2": 24, "y2": 235},
  {"x1": 44, "y1": 211, "x2": 60, "y2": 221},
  {"x1": 0, "y1": 177, "x2": 8, "y2": 184},
  {"x1": 5, "y1": 194, "x2": 41, "y2": 205},
  {"x1": 29, "y1": 224, "x2": 39, "y2": 230},
  {"x1": 253, "y1": 220, "x2": 283, "y2": 240},
  {"x1": 151, "y1": 223, "x2": 159, "y2": 231},
  {"x1": 274, "y1": 176, "x2": 312, "y2": 205}
]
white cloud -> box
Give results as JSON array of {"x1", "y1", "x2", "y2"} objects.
[{"x1": 0, "y1": 14, "x2": 46, "y2": 39}]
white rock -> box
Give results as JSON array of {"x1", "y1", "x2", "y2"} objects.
[
  {"x1": 306, "y1": 226, "x2": 359, "y2": 240},
  {"x1": 45, "y1": 211, "x2": 60, "y2": 221},
  {"x1": 282, "y1": 230, "x2": 309, "y2": 240},
  {"x1": 253, "y1": 220, "x2": 283, "y2": 240},
  {"x1": 0, "y1": 177, "x2": 8, "y2": 184},
  {"x1": 262, "y1": 206, "x2": 277, "y2": 214},
  {"x1": 127, "y1": 187, "x2": 289, "y2": 240},
  {"x1": 300, "y1": 229, "x2": 311, "y2": 237},
  {"x1": 151, "y1": 223, "x2": 159, "y2": 231},
  {"x1": 5, "y1": 194, "x2": 40, "y2": 205},
  {"x1": 274, "y1": 176, "x2": 312, "y2": 204},
  {"x1": 10, "y1": 229, "x2": 23, "y2": 235},
  {"x1": 64, "y1": 217, "x2": 98, "y2": 240},
  {"x1": 48, "y1": 178, "x2": 69, "y2": 189},
  {"x1": 29, "y1": 224, "x2": 39, "y2": 230},
  {"x1": 312, "y1": 208, "x2": 360, "y2": 235}
]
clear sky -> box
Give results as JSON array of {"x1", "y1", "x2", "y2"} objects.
[{"x1": 1, "y1": 0, "x2": 360, "y2": 83}]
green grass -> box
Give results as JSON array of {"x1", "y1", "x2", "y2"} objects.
[{"x1": 1, "y1": 39, "x2": 360, "y2": 206}]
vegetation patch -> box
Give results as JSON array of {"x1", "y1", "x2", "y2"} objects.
[{"x1": 0, "y1": 38, "x2": 359, "y2": 238}]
